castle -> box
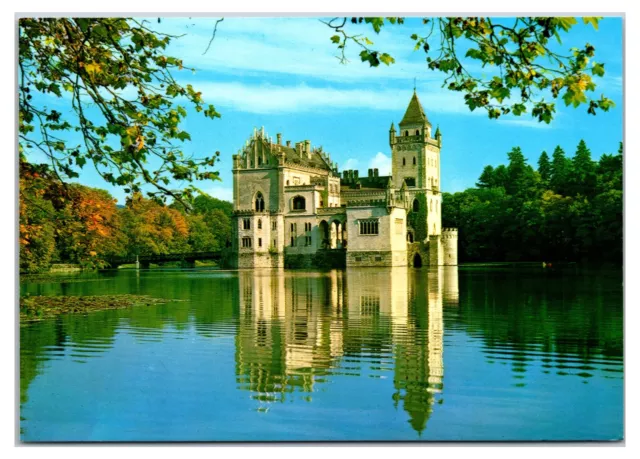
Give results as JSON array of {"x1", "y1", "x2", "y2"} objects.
[{"x1": 230, "y1": 90, "x2": 458, "y2": 269}]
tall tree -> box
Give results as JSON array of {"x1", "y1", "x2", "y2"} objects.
[
  {"x1": 537, "y1": 151, "x2": 552, "y2": 185},
  {"x1": 550, "y1": 146, "x2": 570, "y2": 195},
  {"x1": 476, "y1": 165, "x2": 495, "y2": 188},
  {"x1": 569, "y1": 139, "x2": 597, "y2": 198}
]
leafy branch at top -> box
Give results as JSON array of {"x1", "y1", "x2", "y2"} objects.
[
  {"x1": 324, "y1": 16, "x2": 615, "y2": 123},
  {"x1": 19, "y1": 17, "x2": 222, "y2": 209}
]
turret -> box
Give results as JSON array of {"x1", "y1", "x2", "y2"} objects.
[
  {"x1": 435, "y1": 125, "x2": 442, "y2": 147},
  {"x1": 389, "y1": 122, "x2": 396, "y2": 147}
]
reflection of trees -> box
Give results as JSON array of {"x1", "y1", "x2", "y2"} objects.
[
  {"x1": 450, "y1": 267, "x2": 623, "y2": 378},
  {"x1": 235, "y1": 267, "x2": 456, "y2": 434}
]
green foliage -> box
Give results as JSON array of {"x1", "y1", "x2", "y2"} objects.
[
  {"x1": 324, "y1": 16, "x2": 615, "y2": 124},
  {"x1": 19, "y1": 18, "x2": 221, "y2": 207},
  {"x1": 443, "y1": 139, "x2": 622, "y2": 263}
]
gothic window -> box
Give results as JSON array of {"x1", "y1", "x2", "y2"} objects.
[
  {"x1": 413, "y1": 157, "x2": 416, "y2": 166},
  {"x1": 404, "y1": 131, "x2": 409, "y2": 136},
  {"x1": 320, "y1": 198, "x2": 324, "y2": 207},
  {"x1": 359, "y1": 219, "x2": 379, "y2": 235},
  {"x1": 286, "y1": 180, "x2": 290, "y2": 186},
  {"x1": 305, "y1": 236, "x2": 312, "y2": 246},
  {"x1": 258, "y1": 238, "x2": 262, "y2": 247},
  {"x1": 292, "y1": 196, "x2": 306, "y2": 210},
  {"x1": 407, "y1": 232, "x2": 414, "y2": 243},
  {"x1": 242, "y1": 237, "x2": 252, "y2": 248},
  {"x1": 290, "y1": 236, "x2": 295, "y2": 247},
  {"x1": 403, "y1": 158, "x2": 406, "y2": 166},
  {"x1": 257, "y1": 219, "x2": 262, "y2": 229},
  {"x1": 272, "y1": 220, "x2": 277, "y2": 230},
  {"x1": 258, "y1": 156, "x2": 263, "y2": 166},
  {"x1": 243, "y1": 218, "x2": 251, "y2": 230},
  {"x1": 415, "y1": 129, "x2": 420, "y2": 136},
  {"x1": 255, "y1": 192, "x2": 265, "y2": 212},
  {"x1": 413, "y1": 198, "x2": 420, "y2": 212}
]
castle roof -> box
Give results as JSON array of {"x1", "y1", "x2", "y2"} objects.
[{"x1": 399, "y1": 91, "x2": 431, "y2": 127}]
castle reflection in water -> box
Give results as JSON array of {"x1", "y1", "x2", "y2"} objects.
[{"x1": 235, "y1": 267, "x2": 459, "y2": 434}]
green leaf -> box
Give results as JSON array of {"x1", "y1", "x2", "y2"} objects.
[
  {"x1": 330, "y1": 35, "x2": 340, "y2": 44},
  {"x1": 591, "y1": 62, "x2": 605, "y2": 77},
  {"x1": 582, "y1": 17, "x2": 600, "y2": 30}
]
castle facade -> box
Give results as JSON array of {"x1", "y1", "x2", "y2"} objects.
[{"x1": 230, "y1": 91, "x2": 458, "y2": 269}]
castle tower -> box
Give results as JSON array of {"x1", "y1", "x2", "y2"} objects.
[{"x1": 391, "y1": 90, "x2": 443, "y2": 244}]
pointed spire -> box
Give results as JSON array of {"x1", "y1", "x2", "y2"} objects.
[
  {"x1": 389, "y1": 121, "x2": 395, "y2": 131},
  {"x1": 399, "y1": 91, "x2": 431, "y2": 127},
  {"x1": 435, "y1": 125, "x2": 441, "y2": 137}
]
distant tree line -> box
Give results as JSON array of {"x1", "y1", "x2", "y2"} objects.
[
  {"x1": 19, "y1": 159, "x2": 232, "y2": 273},
  {"x1": 442, "y1": 140, "x2": 623, "y2": 263}
]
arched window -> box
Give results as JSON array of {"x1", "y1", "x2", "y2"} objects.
[
  {"x1": 407, "y1": 232, "x2": 414, "y2": 243},
  {"x1": 286, "y1": 180, "x2": 290, "y2": 186},
  {"x1": 403, "y1": 158, "x2": 406, "y2": 166},
  {"x1": 255, "y1": 192, "x2": 265, "y2": 212},
  {"x1": 404, "y1": 131, "x2": 409, "y2": 136},
  {"x1": 258, "y1": 219, "x2": 262, "y2": 229},
  {"x1": 292, "y1": 196, "x2": 306, "y2": 210},
  {"x1": 413, "y1": 198, "x2": 419, "y2": 212},
  {"x1": 415, "y1": 129, "x2": 420, "y2": 136},
  {"x1": 413, "y1": 157, "x2": 416, "y2": 166}
]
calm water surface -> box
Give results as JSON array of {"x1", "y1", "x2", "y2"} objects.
[{"x1": 20, "y1": 266, "x2": 623, "y2": 441}]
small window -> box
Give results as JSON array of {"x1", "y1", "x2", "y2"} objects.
[
  {"x1": 258, "y1": 156, "x2": 263, "y2": 166},
  {"x1": 359, "y1": 219, "x2": 379, "y2": 235},
  {"x1": 415, "y1": 130, "x2": 420, "y2": 136},
  {"x1": 272, "y1": 221, "x2": 277, "y2": 230},
  {"x1": 292, "y1": 196, "x2": 306, "y2": 210},
  {"x1": 290, "y1": 236, "x2": 295, "y2": 247},
  {"x1": 403, "y1": 158, "x2": 406, "y2": 166},
  {"x1": 242, "y1": 237, "x2": 252, "y2": 248},
  {"x1": 258, "y1": 238, "x2": 262, "y2": 247},
  {"x1": 407, "y1": 232, "x2": 414, "y2": 243},
  {"x1": 243, "y1": 218, "x2": 251, "y2": 230},
  {"x1": 255, "y1": 192, "x2": 265, "y2": 212},
  {"x1": 273, "y1": 239, "x2": 276, "y2": 247},
  {"x1": 413, "y1": 199, "x2": 419, "y2": 212},
  {"x1": 305, "y1": 236, "x2": 312, "y2": 246},
  {"x1": 413, "y1": 157, "x2": 416, "y2": 166},
  {"x1": 430, "y1": 199, "x2": 433, "y2": 211},
  {"x1": 257, "y1": 219, "x2": 262, "y2": 229},
  {"x1": 286, "y1": 180, "x2": 290, "y2": 186},
  {"x1": 404, "y1": 131, "x2": 409, "y2": 136}
]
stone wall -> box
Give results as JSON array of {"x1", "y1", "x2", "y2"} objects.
[
  {"x1": 284, "y1": 249, "x2": 346, "y2": 269},
  {"x1": 346, "y1": 250, "x2": 407, "y2": 267}
]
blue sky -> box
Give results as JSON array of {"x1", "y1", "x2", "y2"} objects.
[{"x1": 26, "y1": 16, "x2": 623, "y2": 203}]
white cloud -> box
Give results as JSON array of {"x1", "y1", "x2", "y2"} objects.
[
  {"x1": 497, "y1": 118, "x2": 554, "y2": 129},
  {"x1": 342, "y1": 158, "x2": 360, "y2": 170},
  {"x1": 188, "y1": 80, "x2": 471, "y2": 115},
  {"x1": 368, "y1": 152, "x2": 391, "y2": 176},
  {"x1": 204, "y1": 184, "x2": 233, "y2": 202},
  {"x1": 160, "y1": 17, "x2": 442, "y2": 83}
]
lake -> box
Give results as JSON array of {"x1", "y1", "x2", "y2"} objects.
[{"x1": 19, "y1": 266, "x2": 623, "y2": 442}]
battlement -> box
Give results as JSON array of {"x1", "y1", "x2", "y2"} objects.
[{"x1": 441, "y1": 228, "x2": 458, "y2": 239}]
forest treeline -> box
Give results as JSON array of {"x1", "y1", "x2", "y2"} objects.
[
  {"x1": 442, "y1": 140, "x2": 623, "y2": 263},
  {"x1": 19, "y1": 160, "x2": 232, "y2": 273}
]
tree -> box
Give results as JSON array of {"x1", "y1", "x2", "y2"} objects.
[
  {"x1": 550, "y1": 145, "x2": 570, "y2": 195},
  {"x1": 476, "y1": 165, "x2": 495, "y2": 188},
  {"x1": 19, "y1": 162, "x2": 57, "y2": 272},
  {"x1": 19, "y1": 18, "x2": 221, "y2": 206},
  {"x1": 537, "y1": 151, "x2": 551, "y2": 185},
  {"x1": 324, "y1": 17, "x2": 615, "y2": 123},
  {"x1": 120, "y1": 193, "x2": 189, "y2": 255},
  {"x1": 569, "y1": 139, "x2": 597, "y2": 198},
  {"x1": 53, "y1": 184, "x2": 127, "y2": 268}
]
